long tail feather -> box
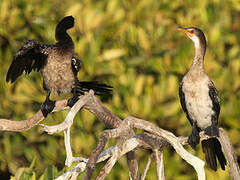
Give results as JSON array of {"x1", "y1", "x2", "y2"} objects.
[
  {"x1": 202, "y1": 138, "x2": 227, "y2": 171},
  {"x1": 75, "y1": 80, "x2": 112, "y2": 96}
]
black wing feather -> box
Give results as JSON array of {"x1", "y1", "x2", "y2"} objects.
[
  {"x1": 179, "y1": 82, "x2": 194, "y2": 126},
  {"x1": 75, "y1": 80, "x2": 112, "y2": 96},
  {"x1": 6, "y1": 40, "x2": 49, "y2": 83},
  {"x1": 208, "y1": 82, "x2": 220, "y2": 124}
]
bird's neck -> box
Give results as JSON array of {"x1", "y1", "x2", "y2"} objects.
[
  {"x1": 189, "y1": 41, "x2": 206, "y2": 73},
  {"x1": 55, "y1": 29, "x2": 74, "y2": 47}
]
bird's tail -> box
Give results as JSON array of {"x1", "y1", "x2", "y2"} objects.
[
  {"x1": 75, "y1": 80, "x2": 112, "y2": 96},
  {"x1": 201, "y1": 138, "x2": 227, "y2": 171}
]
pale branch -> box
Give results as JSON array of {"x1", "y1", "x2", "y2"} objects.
[
  {"x1": 55, "y1": 161, "x2": 86, "y2": 180},
  {"x1": 0, "y1": 100, "x2": 68, "y2": 131},
  {"x1": 41, "y1": 92, "x2": 94, "y2": 167},
  {"x1": 140, "y1": 154, "x2": 153, "y2": 180},
  {"x1": 55, "y1": 133, "x2": 168, "y2": 180},
  {"x1": 41, "y1": 91, "x2": 92, "y2": 134},
  {"x1": 57, "y1": 127, "x2": 238, "y2": 180},
  {"x1": 154, "y1": 149, "x2": 165, "y2": 180},
  {"x1": 83, "y1": 93, "x2": 140, "y2": 180},
  {"x1": 55, "y1": 134, "x2": 145, "y2": 180},
  {"x1": 123, "y1": 116, "x2": 203, "y2": 180},
  {"x1": 218, "y1": 128, "x2": 240, "y2": 180},
  {"x1": 0, "y1": 91, "x2": 140, "y2": 179},
  {"x1": 96, "y1": 149, "x2": 118, "y2": 180},
  {"x1": 0, "y1": 91, "x2": 239, "y2": 180},
  {"x1": 83, "y1": 119, "x2": 138, "y2": 179},
  {"x1": 84, "y1": 116, "x2": 206, "y2": 180},
  {"x1": 95, "y1": 127, "x2": 141, "y2": 180},
  {"x1": 40, "y1": 91, "x2": 139, "y2": 179},
  {"x1": 83, "y1": 93, "x2": 140, "y2": 179},
  {"x1": 63, "y1": 128, "x2": 87, "y2": 167}
]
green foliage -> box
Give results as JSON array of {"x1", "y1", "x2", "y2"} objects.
[{"x1": 0, "y1": 0, "x2": 239, "y2": 179}]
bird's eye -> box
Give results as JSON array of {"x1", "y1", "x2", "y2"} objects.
[{"x1": 190, "y1": 29, "x2": 195, "y2": 34}]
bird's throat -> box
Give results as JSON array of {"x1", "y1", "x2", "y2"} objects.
[{"x1": 190, "y1": 43, "x2": 206, "y2": 72}]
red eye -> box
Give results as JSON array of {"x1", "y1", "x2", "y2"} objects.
[{"x1": 190, "y1": 29, "x2": 195, "y2": 34}]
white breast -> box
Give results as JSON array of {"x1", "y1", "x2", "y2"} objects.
[{"x1": 182, "y1": 75, "x2": 214, "y2": 129}]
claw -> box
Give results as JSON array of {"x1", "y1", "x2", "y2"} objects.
[
  {"x1": 188, "y1": 132, "x2": 200, "y2": 150},
  {"x1": 41, "y1": 100, "x2": 55, "y2": 117},
  {"x1": 188, "y1": 122, "x2": 200, "y2": 149},
  {"x1": 67, "y1": 96, "x2": 79, "y2": 107}
]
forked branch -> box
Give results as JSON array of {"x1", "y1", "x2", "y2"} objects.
[{"x1": 0, "y1": 91, "x2": 239, "y2": 180}]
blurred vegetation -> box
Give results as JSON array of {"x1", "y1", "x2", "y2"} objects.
[{"x1": 0, "y1": 0, "x2": 239, "y2": 179}]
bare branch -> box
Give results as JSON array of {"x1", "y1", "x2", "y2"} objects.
[
  {"x1": 141, "y1": 154, "x2": 153, "y2": 180},
  {"x1": 154, "y1": 150, "x2": 165, "y2": 180},
  {"x1": 0, "y1": 100, "x2": 68, "y2": 131},
  {"x1": 91, "y1": 116, "x2": 206, "y2": 180},
  {"x1": 55, "y1": 135, "x2": 143, "y2": 180},
  {"x1": 96, "y1": 151, "x2": 118, "y2": 180},
  {"x1": 40, "y1": 91, "x2": 92, "y2": 134},
  {"x1": 55, "y1": 133, "x2": 168, "y2": 180},
  {"x1": 218, "y1": 128, "x2": 240, "y2": 180},
  {"x1": 0, "y1": 91, "x2": 139, "y2": 179},
  {"x1": 40, "y1": 93, "x2": 93, "y2": 168},
  {"x1": 63, "y1": 128, "x2": 87, "y2": 167},
  {"x1": 55, "y1": 161, "x2": 86, "y2": 180},
  {"x1": 1, "y1": 91, "x2": 238, "y2": 180},
  {"x1": 83, "y1": 94, "x2": 140, "y2": 180}
]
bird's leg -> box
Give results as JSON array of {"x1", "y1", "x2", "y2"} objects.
[
  {"x1": 67, "y1": 87, "x2": 79, "y2": 107},
  {"x1": 204, "y1": 121, "x2": 219, "y2": 137},
  {"x1": 41, "y1": 91, "x2": 56, "y2": 117},
  {"x1": 188, "y1": 122, "x2": 200, "y2": 150}
]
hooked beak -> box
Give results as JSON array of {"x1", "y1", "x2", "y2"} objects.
[{"x1": 178, "y1": 27, "x2": 194, "y2": 37}]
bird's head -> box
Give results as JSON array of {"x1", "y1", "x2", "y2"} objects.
[
  {"x1": 55, "y1": 16, "x2": 75, "y2": 42},
  {"x1": 56, "y1": 16, "x2": 75, "y2": 32},
  {"x1": 178, "y1": 27, "x2": 206, "y2": 49}
]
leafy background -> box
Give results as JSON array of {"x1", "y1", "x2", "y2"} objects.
[{"x1": 0, "y1": 0, "x2": 239, "y2": 179}]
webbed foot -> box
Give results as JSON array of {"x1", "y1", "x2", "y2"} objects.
[
  {"x1": 41, "y1": 100, "x2": 55, "y2": 117},
  {"x1": 188, "y1": 122, "x2": 200, "y2": 150},
  {"x1": 188, "y1": 132, "x2": 200, "y2": 150},
  {"x1": 67, "y1": 96, "x2": 79, "y2": 107}
]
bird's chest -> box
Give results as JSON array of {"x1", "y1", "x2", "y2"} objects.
[
  {"x1": 41, "y1": 52, "x2": 74, "y2": 94},
  {"x1": 182, "y1": 78, "x2": 213, "y2": 129}
]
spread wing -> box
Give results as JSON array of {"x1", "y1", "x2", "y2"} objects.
[
  {"x1": 6, "y1": 40, "x2": 50, "y2": 83},
  {"x1": 208, "y1": 81, "x2": 220, "y2": 124},
  {"x1": 179, "y1": 82, "x2": 194, "y2": 126}
]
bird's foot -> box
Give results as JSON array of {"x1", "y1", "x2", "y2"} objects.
[
  {"x1": 41, "y1": 100, "x2": 56, "y2": 117},
  {"x1": 204, "y1": 125, "x2": 219, "y2": 137},
  {"x1": 188, "y1": 130, "x2": 200, "y2": 150},
  {"x1": 188, "y1": 122, "x2": 200, "y2": 149},
  {"x1": 67, "y1": 96, "x2": 79, "y2": 107}
]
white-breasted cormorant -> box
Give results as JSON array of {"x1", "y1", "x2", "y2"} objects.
[
  {"x1": 178, "y1": 27, "x2": 227, "y2": 171},
  {"x1": 6, "y1": 16, "x2": 112, "y2": 117}
]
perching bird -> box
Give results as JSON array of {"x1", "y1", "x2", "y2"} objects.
[
  {"x1": 6, "y1": 16, "x2": 112, "y2": 117},
  {"x1": 178, "y1": 27, "x2": 227, "y2": 171}
]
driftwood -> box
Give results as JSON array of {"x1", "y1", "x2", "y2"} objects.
[{"x1": 0, "y1": 90, "x2": 239, "y2": 180}]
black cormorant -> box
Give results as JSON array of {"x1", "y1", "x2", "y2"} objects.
[{"x1": 6, "y1": 16, "x2": 112, "y2": 117}]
